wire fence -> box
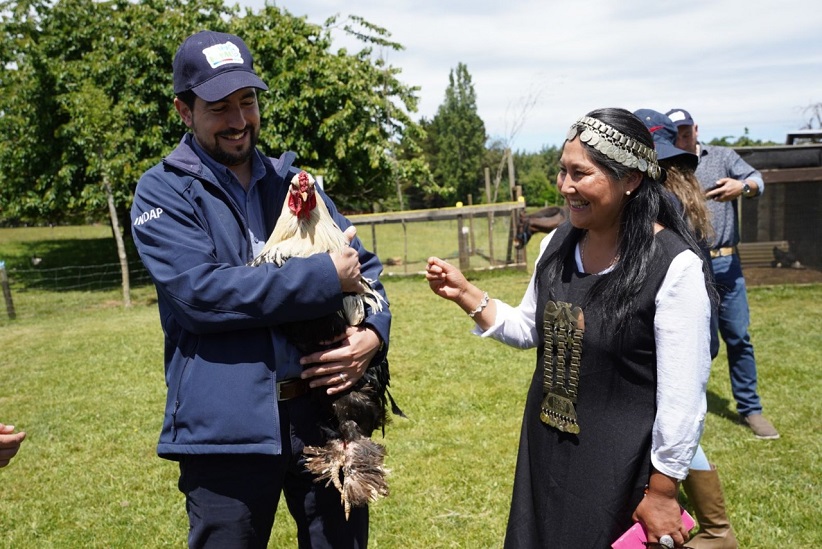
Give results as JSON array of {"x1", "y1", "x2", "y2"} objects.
[
  {"x1": 8, "y1": 261, "x2": 153, "y2": 292},
  {"x1": 349, "y1": 201, "x2": 528, "y2": 276},
  {"x1": 0, "y1": 260, "x2": 154, "y2": 323}
]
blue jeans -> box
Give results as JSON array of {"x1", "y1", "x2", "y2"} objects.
[
  {"x1": 689, "y1": 444, "x2": 711, "y2": 471},
  {"x1": 712, "y1": 253, "x2": 762, "y2": 416}
]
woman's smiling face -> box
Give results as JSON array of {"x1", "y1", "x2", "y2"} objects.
[{"x1": 557, "y1": 137, "x2": 633, "y2": 233}]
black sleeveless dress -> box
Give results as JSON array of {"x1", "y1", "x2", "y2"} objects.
[{"x1": 503, "y1": 222, "x2": 689, "y2": 548}]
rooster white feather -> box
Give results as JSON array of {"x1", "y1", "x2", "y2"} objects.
[
  {"x1": 250, "y1": 171, "x2": 384, "y2": 323},
  {"x1": 250, "y1": 170, "x2": 399, "y2": 519}
]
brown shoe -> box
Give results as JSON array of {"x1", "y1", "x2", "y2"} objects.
[{"x1": 741, "y1": 414, "x2": 779, "y2": 440}]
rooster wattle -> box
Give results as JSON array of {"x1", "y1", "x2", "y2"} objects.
[{"x1": 250, "y1": 170, "x2": 399, "y2": 519}]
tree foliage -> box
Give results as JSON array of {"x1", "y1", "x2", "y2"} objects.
[
  {"x1": 514, "y1": 146, "x2": 562, "y2": 207},
  {"x1": 0, "y1": 0, "x2": 233, "y2": 225},
  {"x1": 420, "y1": 62, "x2": 487, "y2": 206},
  {"x1": 0, "y1": 0, "x2": 423, "y2": 226},
  {"x1": 238, "y1": 9, "x2": 422, "y2": 210},
  {"x1": 707, "y1": 128, "x2": 780, "y2": 147}
]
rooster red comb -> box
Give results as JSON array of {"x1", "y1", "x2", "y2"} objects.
[
  {"x1": 288, "y1": 171, "x2": 317, "y2": 220},
  {"x1": 296, "y1": 171, "x2": 311, "y2": 191}
]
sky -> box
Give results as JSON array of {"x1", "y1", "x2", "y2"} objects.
[{"x1": 240, "y1": 0, "x2": 822, "y2": 152}]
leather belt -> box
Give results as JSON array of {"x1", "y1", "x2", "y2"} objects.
[
  {"x1": 276, "y1": 378, "x2": 311, "y2": 401},
  {"x1": 710, "y1": 246, "x2": 737, "y2": 259}
]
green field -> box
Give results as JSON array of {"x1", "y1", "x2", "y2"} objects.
[{"x1": 1, "y1": 226, "x2": 820, "y2": 548}]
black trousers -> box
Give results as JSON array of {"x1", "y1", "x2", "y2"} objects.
[{"x1": 177, "y1": 398, "x2": 369, "y2": 549}]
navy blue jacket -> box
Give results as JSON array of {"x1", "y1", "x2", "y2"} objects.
[{"x1": 131, "y1": 134, "x2": 390, "y2": 458}]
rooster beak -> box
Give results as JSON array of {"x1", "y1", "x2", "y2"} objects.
[{"x1": 301, "y1": 192, "x2": 308, "y2": 201}]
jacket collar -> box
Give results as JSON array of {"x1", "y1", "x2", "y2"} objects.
[{"x1": 164, "y1": 133, "x2": 296, "y2": 184}]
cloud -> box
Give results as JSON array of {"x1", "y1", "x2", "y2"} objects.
[{"x1": 245, "y1": 0, "x2": 822, "y2": 151}]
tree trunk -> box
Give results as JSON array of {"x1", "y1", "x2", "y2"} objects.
[
  {"x1": 396, "y1": 177, "x2": 405, "y2": 211},
  {"x1": 491, "y1": 148, "x2": 508, "y2": 204},
  {"x1": 105, "y1": 180, "x2": 132, "y2": 308}
]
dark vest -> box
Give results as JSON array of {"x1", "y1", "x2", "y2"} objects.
[{"x1": 504, "y1": 221, "x2": 690, "y2": 548}]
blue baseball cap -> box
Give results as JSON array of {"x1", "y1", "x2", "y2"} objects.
[
  {"x1": 173, "y1": 31, "x2": 268, "y2": 102},
  {"x1": 634, "y1": 109, "x2": 697, "y2": 170},
  {"x1": 665, "y1": 108, "x2": 695, "y2": 127}
]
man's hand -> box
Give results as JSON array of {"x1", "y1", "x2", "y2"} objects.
[
  {"x1": 705, "y1": 178, "x2": 745, "y2": 201},
  {"x1": 300, "y1": 326, "x2": 381, "y2": 395},
  {"x1": 0, "y1": 424, "x2": 26, "y2": 468},
  {"x1": 330, "y1": 226, "x2": 364, "y2": 294}
]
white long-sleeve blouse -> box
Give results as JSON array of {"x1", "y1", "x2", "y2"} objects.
[{"x1": 473, "y1": 230, "x2": 711, "y2": 480}]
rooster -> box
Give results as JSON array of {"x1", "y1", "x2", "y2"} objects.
[{"x1": 250, "y1": 170, "x2": 399, "y2": 519}]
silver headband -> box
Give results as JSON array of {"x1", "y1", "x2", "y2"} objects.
[{"x1": 566, "y1": 116, "x2": 662, "y2": 180}]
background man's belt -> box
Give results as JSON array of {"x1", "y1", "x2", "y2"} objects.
[
  {"x1": 277, "y1": 378, "x2": 310, "y2": 401},
  {"x1": 710, "y1": 246, "x2": 737, "y2": 259}
]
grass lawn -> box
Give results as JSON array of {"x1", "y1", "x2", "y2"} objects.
[{"x1": 0, "y1": 227, "x2": 820, "y2": 547}]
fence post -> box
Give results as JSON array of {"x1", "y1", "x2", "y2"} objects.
[
  {"x1": 506, "y1": 150, "x2": 517, "y2": 265},
  {"x1": 370, "y1": 223, "x2": 378, "y2": 256},
  {"x1": 456, "y1": 202, "x2": 470, "y2": 271},
  {"x1": 467, "y1": 195, "x2": 476, "y2": 254},
  {"x1": 1, "y1": 261, "x2": 16, "y2": 320},
  {"x1": 485, "y1": 168, "x2": 495, "y2": 266},
  {"x1": 515, "y1": 187, "x2": 527, "y2": 268}
]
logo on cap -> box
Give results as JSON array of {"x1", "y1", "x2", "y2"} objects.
[
  {"x1": 203, "y1": 42, "x2": 244, "y2": 69},
  {"x1": 668, "y1": 111, "x2": 688, "y2": 123}
]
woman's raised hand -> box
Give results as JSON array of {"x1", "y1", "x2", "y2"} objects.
[{"x1": 425, "y1": 257, "x2": 469, "y2": 302}]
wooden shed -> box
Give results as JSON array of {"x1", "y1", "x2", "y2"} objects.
[{"x1": 735, "y1": 144, "x2": 822, "y2": 269}]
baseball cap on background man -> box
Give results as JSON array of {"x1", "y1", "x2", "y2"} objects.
[
  {"x1": 173, "y1": 30, "x2": 268, "y2": 102},
  {"x1": 634, "y1": 109, "x2": 698, "y2": 171},
  {"x1": 665, "y1": 108, "x2": 695, "y2": 128}
]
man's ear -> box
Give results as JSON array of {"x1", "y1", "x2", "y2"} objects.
[{"x1": 174, "y1": 97, "x2": 193, "y2": 128}]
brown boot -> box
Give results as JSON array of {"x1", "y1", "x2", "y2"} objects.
[{"x1": 682, "y1": 466, "x2": 738, "y2": 549}]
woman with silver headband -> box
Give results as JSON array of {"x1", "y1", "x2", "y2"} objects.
[{"x1": 426, "y1": 107, "x2": 716, "y2": 547}]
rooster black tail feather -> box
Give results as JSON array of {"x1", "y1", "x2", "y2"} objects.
[{"x1": 387, "y1": 389, "x2": 406, "y2": 419}]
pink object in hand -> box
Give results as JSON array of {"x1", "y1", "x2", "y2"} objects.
[{"x1": 611, "y1": 508, "x2": 696, "y2": 548}]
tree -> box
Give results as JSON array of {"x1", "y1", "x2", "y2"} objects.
[
  {"x1": 0, "y1": 1, "x2": 424, "y2": 228},
  {"x1": 0, "y1": 0, "x2": 233, "y2": 227},
  {"x1": 484, "y1": 84, "x2": 541, "y2": 204},
  {"x1": 389, "y1": 123, "x2": 437, "y2": 211},
  {"x1": 239, "y1": 10, "x2": 424, "y2": 211},
  {"x1": 0, "y1": 0, "x2": 425, "y2": 307},
  {"x1": 801, "y1": 102, "x2": 822, "y2": 130},
  {"x1": 707, "y1": 128, "x2": 780, "y2": 147},
  {"x1": 514, "y1": 146, "x2": 563, "y2": 207},
  {"x1": 0, "y1": 0, "x2": 233, "y2": 305},
  {"x1": 421, "y1": 63, "x2": 487, "y2": 205}
]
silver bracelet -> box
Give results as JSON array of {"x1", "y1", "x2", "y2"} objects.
[{"x1": 468, "y1": 291, "x2": 490, "y2": 318}]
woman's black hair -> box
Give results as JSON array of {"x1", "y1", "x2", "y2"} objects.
[{"x1": 536, "y1": 107, "x2": 717, "y2": 330}]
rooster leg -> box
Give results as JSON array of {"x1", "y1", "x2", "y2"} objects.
[
  {"x1": 342, "y1": 474, "x2": 352, "y2": 521},
  {"x1": 329, "y1": 459, "x2": 344, "y2": 494}
]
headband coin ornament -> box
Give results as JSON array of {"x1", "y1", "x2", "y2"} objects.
[{"x1": 566, "y1": 116, "x2": 662, "y2": 180}]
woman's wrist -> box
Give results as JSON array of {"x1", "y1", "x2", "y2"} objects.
[
  {"x1": 467, "y1": 291, "x2": 490, "y2": 318},
  {"x1": 646, "y1": 470, "x2": 679, "y2": 499},
  {"x1": 456, "y1": 286, "x2": 482, "y2": 313}
]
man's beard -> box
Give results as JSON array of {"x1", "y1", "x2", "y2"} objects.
[{"x1": 203, "y1": 126, "x2": 259, "y2": 167}]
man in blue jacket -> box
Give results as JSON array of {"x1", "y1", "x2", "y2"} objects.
[{"x1": 131, "y1": 30, "x2": 391, "y2": 548}]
